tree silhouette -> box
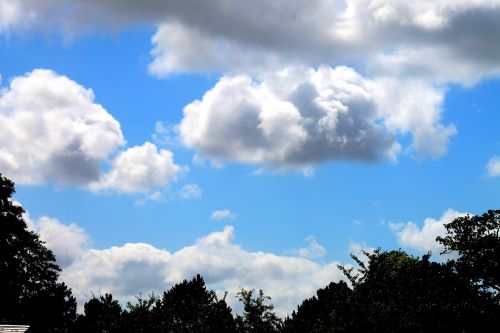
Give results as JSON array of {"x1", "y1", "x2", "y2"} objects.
[
  {"x1": 0, "y1": 173, "x2": 76, "y2": 332},
  {"x1": 236, "y1": 289, "x2": 282, "y2": 333},
  {"x1": 74, "y1": 293, "x2": 123, "y2": 333},
  {"x1": 346, "y1": 250, "x2": 498, "y2": 332},
  {"x1": 282, "y1": 281, "x2": 353, "y2": 332},
  {"x1": 121, "y1": 293, "x2": 158, "y2": 333},
  {"x1": 152, "y1": 274, "x2": 236, "y2": 332},
  {"x1": 437, "y1": 210, "x2": 500, "y2": 300},
  {"x1": 287, "y1": 249, "x2": 500, "y2": 332}
]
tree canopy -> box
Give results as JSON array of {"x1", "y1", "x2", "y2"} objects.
[
  {"x1": 235, "y1": 289, "x2": 282, "y2": 333},
  {"x1": 0, "y1": 174, "x2": 76, "y2": 332},
  {"x1": 437, "y1": 210, "x2": 500, "y2": 299},
  {"x1": 284, "y1": 250, "x2": 500, "y2": 332},
  {"x1": 2, "y1": 173, "x2": 500, "y2": 332}
]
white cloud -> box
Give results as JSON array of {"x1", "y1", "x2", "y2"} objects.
[
  {"x1": 179, "y1": 184, "x2": 202, "y2": 199},
  {"x1": 3, "y1": 213, "x2": 347, "y2": 315},
  {"x1": 180, "y1": 66, "x2": 402, "y2": 169},
  {"x1": 152, "y1": 121, "x2": 178, "y2": 146},
  {"x1": 348, "y1": 241, "x2": 376, "y2": 265},
  {"x1": 210, "y1": 209, "x2": 235, "y2": 220},
  {"x1": 0, "y1": 69, "x2": 125, "y2": 186},
  {"x1": 59, "y1": 225, "x2": 344, "y2": 316},
  {"x1": 134, "y1": 191, "x2": 167, "y2": 206},
  {"x1": 0, "y1": 69, "x2": 184, "y2": 194},
  {"x1": 0, "y1": 0, "x2": 24, "y2": 31},
  {"x1": 289, "y1": 236, "x2": 327, "y2": 259},
  {"x1": 352, "y1": 219, "x2": 362, "y2": 226},
  {"x1": 389, "y1": 209, "x2": 467, "y2": 254},
  {"x1": 179, "y1": 65, "x2": 456, "y2": 167},
  {"x1": 91, "y1": 142, "x2": 182, "y2": 194},
  {"x1": 486, "y1": 156, "x2": 500, "y2": 177},
  {"x1": 23, "y1": 212, "x2": 90, "y2": 268},
  {"x1": 373, "y1": 78, "x2": 456, "y2": 158}
]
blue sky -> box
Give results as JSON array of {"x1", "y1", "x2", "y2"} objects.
[{"x1": 1, "y1": 0, "x2": 499, "y2": 314}]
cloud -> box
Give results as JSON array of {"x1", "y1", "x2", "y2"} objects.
[
  {"x1": 0, "y1": 69, "x2": 183, "y2": 193},
  {"x1": 373, "y1": 78, "x2": 456, "y2": 158},
  {"x1": 210, "y1": 209, "x2": 235, "y2": 220},
  {"x1": 152, "y1": 121, "x2": 178, "y2": 146},
  {"x1": 44, "y1": 223, "x2": 346, "y2": 316},
  {"x1": 23, "y1": 212, "x2": 90, "y2": 268},
  {"x1": 486, "y1": 156, "x2": 500, "y2": 177},
  {"x1": 348, "y1": 241, "x2": 376, "y2": 265},
  {"x1": 90, "y1": 142, "x2": 182, "y2": 194},
  {"x1": 179, "y1": 65, "x2": 456, "y2": 168},
  {"x1": 179, "y1": 184, "x2": 202, "y2": 199},
  {"x1": 389, "y1": 209, "x2": 467, "y2": 254},
  {"x1": 180, "y1": 66, "x2": 403, "y2": 169},
  {"x1": 0, "y1": 69, "x2": 124, "y2": 186},
  {"x1": 3, "y1": 2, "x2": 499, "y2": 170},
  {"x1": 2, "y1": 1, "x2": 500, "y2": 83},
  {"x1": 148, "y1": 1, "x2": 500, "y2": 84},
  {"x1": 352, "y1": 219, "x2": 362, "y2": 226},
  {"x1": 288, "y1": 236, "x2": 327, "y2": 259}
]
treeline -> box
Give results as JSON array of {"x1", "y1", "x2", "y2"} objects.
[{"x1": 1, "y1": 173, "x2": 499, "y2": 332}]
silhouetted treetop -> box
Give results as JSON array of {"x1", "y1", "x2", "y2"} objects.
[
  {"x1": 437, "y1": 210, "x2": 500, "y2": 298},
  {"x1": 0, "y1": 173, "x2": 76, "y2": 332}
]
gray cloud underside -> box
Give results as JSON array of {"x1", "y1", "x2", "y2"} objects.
[{"x1": 5, "y1": 1, "x2": 500, "y2": 80}]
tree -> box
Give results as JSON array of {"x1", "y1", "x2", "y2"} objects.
[
  {"x1": 0, "y1": 173, "x2": 76, "y2": 332},
  {"x1": 340, "y1": 250, "x2": 499, "y2": 333},
  {"x1": 152, "y1": 274, "x2": 236, "y2": 332},
  {"x1": 282, "y1": 281, "x2": 353, "y2": 333},
  {"x1": 235, "y1": 289, "x2": 282, "y2": 333},
  {"x1": 437, "y1": 210, "x2": 500, "y2": 298},
  {"x1": 120, "y1": 293, "x2": 158, "y2": 333},
  {"x1": 74, "y1": 293, "x2": 123, "y2": 333}
]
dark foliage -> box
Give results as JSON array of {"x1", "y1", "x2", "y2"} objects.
[
  {"x1": 151, "y1": 274, "x2": 236, "y2": 332},
  {"x1": 437, "y1": 210, "x2": 500, "y2": 299},
  {"x1": 74, "y1": 293, "x2": 123, "y2": 333},
  {"x1": 286, "y1": 250, "x2": 500, "y2": 333},
  {"x1": 2, "y1": 173, "x2": 500, "y2": 333},
  {"x1": 120, "y1": 293, "x2": 158, "y2": 333},
  {"x1": 348, "y1": 250, "x2": 499, "y2": 333},
  {"x1": 282, "y1": 281, "x2": 353, "y2": 333},
  {"x1": 0, "y1": 173, "x2": 77, "y2": 332},
  {"x1": 236, "y1": 289, "x2": 282, "y2": 333}
]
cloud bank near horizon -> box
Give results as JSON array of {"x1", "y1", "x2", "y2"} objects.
[{"x1": 20, "y1": 204, "x2": 465, "y2": 315}]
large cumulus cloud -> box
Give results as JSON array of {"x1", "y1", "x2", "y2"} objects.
[
  {"x1": 180, "y1": 66, "x2": 398, "y2": 168},
  {"x1": 0, "y1": 69, "x2": 183, "y2": 193},
  {"x1": 0, "y1": 69, "x2": 124, "y2": 185},
  {"x1": 180, "y1": 65, "x2": 457, "y2": 168}
]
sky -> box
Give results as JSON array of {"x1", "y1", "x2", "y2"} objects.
[{"x1": 1, "y1": 0, "x2": 500, "y2": 315}]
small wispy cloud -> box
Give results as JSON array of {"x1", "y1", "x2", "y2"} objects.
[
  {"x1": 486, "y1": 156, "x2": 500, "y2": 177},
  {"x1": 352, "y1": 219, "x2": 363, "y2": 226},
  {"x1": 210, "y1": 209, "x2": 235, "y2": 220},
  {"x1": 135, "y1": 191, "x2": 166, "y2": 206},
  {"x1": 152, "y1": 121, "x2": 179, "y2": 146},
  {"x1": 287, "y1": 235, "x2": 326, "y2": 259},
  {"x1": 179, "y1": 184, "x2": 202, "y2": 199}
]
